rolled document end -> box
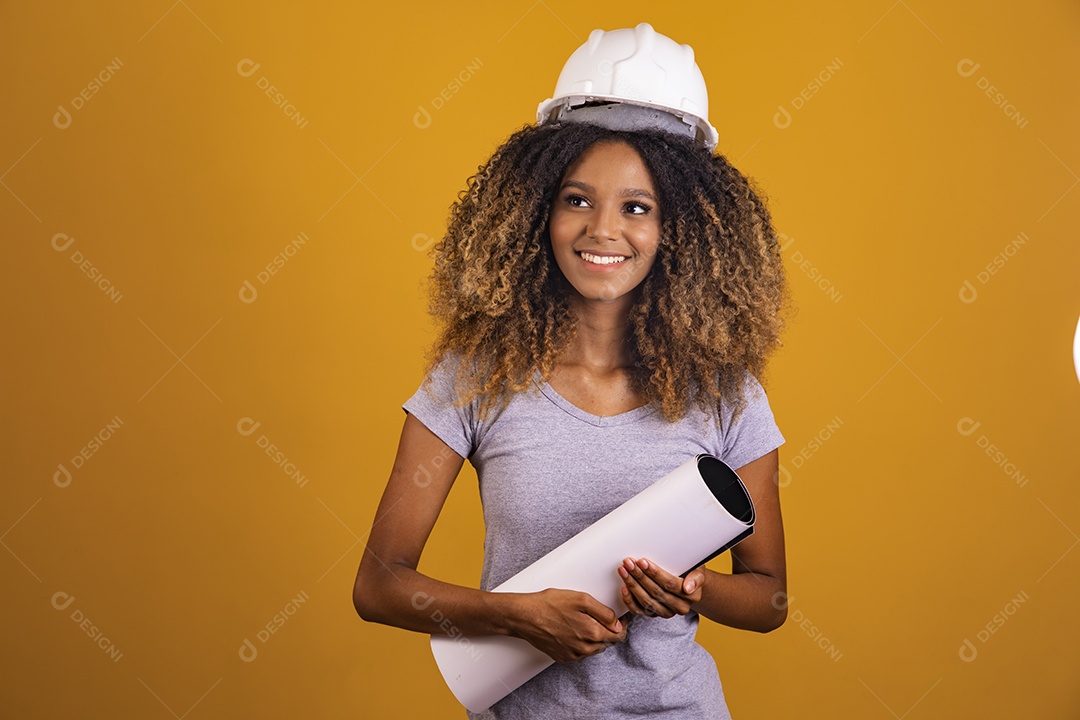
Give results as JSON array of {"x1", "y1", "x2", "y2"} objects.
[
  {"x1": 430, "y1": 454, "x2": 755, "y2": 713},
  {"x1": 687, "y1": 455, "x2": 756, "y2": 571},
  {"x1": 430, "y1": 633, "x2": 552, "y2": 713}
]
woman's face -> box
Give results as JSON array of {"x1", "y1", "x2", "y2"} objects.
[{"x1": 548, "y1": 140, "x2": 662, "y2": 305}]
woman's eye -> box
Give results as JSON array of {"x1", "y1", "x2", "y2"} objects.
[
  {"x1": 626, "y1": 202, "x2": 652, "y2": 215},
  {"x1": 565, "y1": 194, "x2": 589, "y2": 207}
]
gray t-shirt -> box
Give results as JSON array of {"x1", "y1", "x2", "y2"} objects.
[{"x1": 404, "y1": 358, "x2": 785, "y2": 719}]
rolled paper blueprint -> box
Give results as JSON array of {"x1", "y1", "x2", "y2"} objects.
[{"x1": 429, "y1": 454, "x2": 756, "y2": 712}]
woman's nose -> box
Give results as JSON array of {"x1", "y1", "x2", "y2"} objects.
[{"x1": 587, "y1": 203, "x2": 621, "y2": 241}]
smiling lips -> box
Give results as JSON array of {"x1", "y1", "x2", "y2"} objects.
[{"x1": 578, "y1": 251, "x2": 629, "y2": 266}]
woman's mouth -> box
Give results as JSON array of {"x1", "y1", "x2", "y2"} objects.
[{"x1": 578, "y1": 251, "x2": 628, "y2": 265}]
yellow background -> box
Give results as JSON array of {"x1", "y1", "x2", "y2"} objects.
[{"x1": 3, "y1": 1, "x2": 1078, "y2": 717}]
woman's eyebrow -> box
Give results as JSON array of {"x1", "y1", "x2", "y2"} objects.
[{"x1": 560, "y1": 179, "x2": 657, "y2": 202}]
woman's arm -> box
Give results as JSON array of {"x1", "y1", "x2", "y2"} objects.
[
  {"x1": 353, "y1": 413, "x2": 627, "y2": 661},
  {"x1": 618, "y1": 449, "x2": 787, "y2": 633}
]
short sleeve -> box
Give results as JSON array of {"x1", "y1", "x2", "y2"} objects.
[
  {"x1": 402, "y1": 357, "x2": 477, "y2": 459},
  {"x1": 718, "y1": 372, "x2": 785, "y2": 471}
]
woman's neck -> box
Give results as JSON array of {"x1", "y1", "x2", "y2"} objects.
[{"x1": 561, "y1": 294, "x2": 636, "y2": 371}]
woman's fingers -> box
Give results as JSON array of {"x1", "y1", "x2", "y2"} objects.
[
  {"x1": 621, "y1": 583, "x2": 666, "y2": 617},
  {"x1": 526, "y1": 589, "x2": 629, "y2": 662},
  {"x1": 617, "y1": 561, "x2": 649, "y2": 616},
  {"x1": 620, "y1": 560, "x2": 677, "y2": 618},
  {"x1": 635, "y1": 557, "x2": 690, "y2": 594},
  {"x1": 619, "y1": 557, "x2": 695, "y2": 616},
  {"x1": 622, "y1": 577, "x2": 675, "y2": 618},
  {"x1": 579, "y1": 593, "x2": 624, "y2": 635},
  {"x1": 682, "y1": 567, "x2": 706, "y2": 597}
]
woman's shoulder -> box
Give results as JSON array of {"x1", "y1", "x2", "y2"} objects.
[
  {"x1": 416, "y1": 351, "x2": 470, "y2": 400},
  {"x1": 689, "y1": 368, "x2": 766, "y2": 416},
  {"x1": 415, "y1": 350, "x2": 504, "y2": 412}
]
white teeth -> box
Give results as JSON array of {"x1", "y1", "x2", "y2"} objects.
[{"x1": 579, "y1": 252, "x2": 627, "y2": 265}]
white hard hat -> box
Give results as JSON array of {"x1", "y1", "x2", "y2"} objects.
[{"x1": 537, "y1": 22, "x2": 719, "y2": 151}]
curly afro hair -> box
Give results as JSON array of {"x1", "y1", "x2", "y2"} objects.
[{"x1": 425, "y1": 121, "x2": 788, "y2": 423}]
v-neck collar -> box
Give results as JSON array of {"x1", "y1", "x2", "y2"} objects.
[{"x1": 534, "y1": 376, "x2": 657, "y2": 427}]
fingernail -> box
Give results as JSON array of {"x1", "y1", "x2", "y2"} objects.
[
  {"x1": 615, "y1": 620, "x2": 622, "y2": 631},
  {"x1": 638, "y1": 558, "x2": 649, "y2": 570},
  {"x1": 618, "y1": 567, "x2": 628, "y2": 578},
  {"x1": 685, "y1": 579, "x2": 696, "y2": 592}
]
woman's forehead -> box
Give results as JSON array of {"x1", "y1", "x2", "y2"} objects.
[{"x1": 561, "y1": 141, "x2": 657, "y2": 188}]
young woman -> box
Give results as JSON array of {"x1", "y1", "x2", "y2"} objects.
[{"x1": 355, "y1": 25, "x2": 788, "y2": 719}]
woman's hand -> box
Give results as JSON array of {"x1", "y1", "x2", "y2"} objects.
[
  {"x1": 618, "y1": 557, "x2": 704, "y2": 619},
  {"x1": 508, "y1": 588, "x2": 627, "y2": 663}
]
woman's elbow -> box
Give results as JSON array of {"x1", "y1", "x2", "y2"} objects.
[
  {"x1": 753, "y1": 586, "x2": 788, "y2": 633},
  {"x1": 352, "y1": 566, "x2": 384, "y2": 623},
  {"x1": 758, "y1": 604, "x2": 787, "y2": 633},
  {"x1": 352, "y1": 579, "x2": 371, "y2": 621}
]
